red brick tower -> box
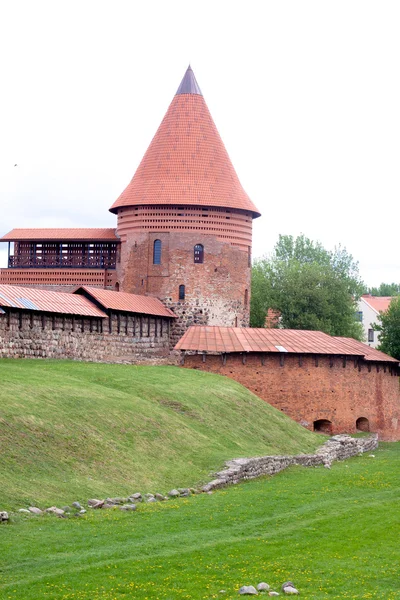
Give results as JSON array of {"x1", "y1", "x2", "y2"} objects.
[{"x1": 110, "y1": 66, "x2": 261, "y2": 340}]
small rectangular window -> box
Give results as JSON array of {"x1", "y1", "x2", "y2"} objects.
[
  {"x1": 194, "y1": 244, "x2": 204, "y2": 264},
  {"x1": 355, "y1": 311, "x2": 363, "y2": 322},
  {"x1": 368, "y1": 329, "x2": 374, "y2": 343}
]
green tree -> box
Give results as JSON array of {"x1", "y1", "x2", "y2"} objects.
[
  {"x1": 366, "y1": 282, "x2": 400, "y2": 296},
  {"x1": 251, "y1": 234, "x2": 364, "y2": 340},
  {"x1": 374, "y1": 297, "x2": 400, "y2": 360}
]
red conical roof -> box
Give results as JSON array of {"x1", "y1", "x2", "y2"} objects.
[{"x1": 109, "y1": 66, "x2": 260, "y2": 217}]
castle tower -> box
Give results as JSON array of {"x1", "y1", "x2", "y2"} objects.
[{"x1": 110, "y1": 66, "x2": 261, "y2": 340}]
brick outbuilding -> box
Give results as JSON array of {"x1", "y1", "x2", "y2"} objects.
[{"x1": 175, "y1": 326, "x2": 400, "y2": 441}]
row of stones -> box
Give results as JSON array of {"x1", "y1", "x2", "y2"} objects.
[
  {"x1": 239, "y1": 581, "x2": 299, "y2": 595},
  {"x1": 1, "y1": 489, "x2": 200, "y2": 522}
]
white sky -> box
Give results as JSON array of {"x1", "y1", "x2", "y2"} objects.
[{"x1": 0, "y1": 0, "x2": 399, "y2": 287}]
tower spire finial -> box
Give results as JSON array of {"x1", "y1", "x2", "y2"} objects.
[{"x1": 176, "y1": 65, "x2": 202, "y2": 96}]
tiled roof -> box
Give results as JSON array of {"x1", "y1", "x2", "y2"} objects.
[
  {"x1": 175, "y1": 326, "x2": 399, "y2": 364},
  {"x1": 361, "y1": 295, "x2": 393, "y2": 314},
  {"x1": 75, "y1": 287, "x2": 176, "y2": 318},
  {"x1": 110, "y1": 68, "x2": 260, "y2": 217},
  {"x1": 0, "y1": 284, "x2": 107, "y2": 318},
  {"x1": 0, "y1": 229, "x2": 119, "y2": 242}
]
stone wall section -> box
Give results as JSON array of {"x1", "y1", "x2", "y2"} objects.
[
  {"x1": 203, "y1": 434, "x2": 379, "y2": 491},
  {"x1": 183, "y1": 353, "x2": 400, "y2": 441},
  {"x1": 0, "y1": 310, "x2": 170, "y2": 363}
]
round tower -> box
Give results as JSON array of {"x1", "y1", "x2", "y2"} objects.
[{"x1": 110, "y1": 66, "x2": 261, "y2": 341}]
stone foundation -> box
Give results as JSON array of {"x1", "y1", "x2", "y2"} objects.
[{"x1": 203, "y1": 434, "x2": 379, "y2": 491}]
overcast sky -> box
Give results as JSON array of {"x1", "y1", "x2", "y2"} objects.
[{"x1": 0, "y1": 0, "x2": 399, "y2": 287}]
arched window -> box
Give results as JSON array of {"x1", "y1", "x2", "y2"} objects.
[
  {"x1": 244, "y1": 289, "x2": 249, "y2": 307},
  {"x1": 153, "y1": 239, "x2": 162, "y2": 265},
  {"x1": 194, "y1": 244, "x2": 204, "y2": 263},
  {"x1": 179, "y1": 285, "x2": 185, "y2": 300},
  {"x1": 115, "y1": 282, "x2": 120, "y2": 291}
]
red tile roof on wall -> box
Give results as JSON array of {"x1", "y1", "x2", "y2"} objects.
[
  {"x1": 75, "y1": 287, "x2": 176, "y2": 318},
  {"x1": 0, "y1": 284, "x2": 107, "y2": 317},
  {"x1": 0, "y1": 228, "x2": 119, "y2": 242},
  {"x1": 110, "y1": 67, "x2": 261, "y2": 217},
  {"x1": 361, "y1": 295, "x2": 393, "y2": 313},
  {"x1": 175, "y1": 326, "x2": 399, "y2": 363}
]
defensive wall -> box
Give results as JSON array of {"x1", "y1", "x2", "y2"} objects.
[
  {"x1": 182, "y1": 353, "x2": 400, "y2": 441},
  {"x1": 176, "y1": 327, "x2": 400, "y2": 441},
  {"x1": 0, "y1": 309, "x2": 171, "y2": 363}
]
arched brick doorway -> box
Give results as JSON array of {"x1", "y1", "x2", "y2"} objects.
[
  {"x1": 356, "y1": 417, "x2": 370, "y2": 432},
  {"x1": 313, "y1": 419, "x2": 333, "y2": 434}
]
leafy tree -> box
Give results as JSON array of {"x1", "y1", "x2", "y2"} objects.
[
  {"x1": 366, "y1": 282, "x2": 400, "y2": 296},
  {"x1": 374, "y1": 297, "x2": 400, "y2": 360},
  {"x1": 251, "y1": 234, "x2": 365, "y2": 340}
]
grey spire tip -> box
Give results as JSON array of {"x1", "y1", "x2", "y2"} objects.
[{"x1": 176, "y1": 66, "x2": 202, "y2": 96}]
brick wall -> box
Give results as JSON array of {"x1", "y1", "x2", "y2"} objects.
[
  {"x1": 182, "y1": 353, "x2": 400, "y2": 441},
  {"x1": 0, "y1": 310, "x2": 171, "y2": 363},
  {"x1": 118, "y1": 230, "x2": 251, "y2": 345}
]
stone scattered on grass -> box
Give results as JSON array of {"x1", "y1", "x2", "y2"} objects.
[
  {"x1": 88, "y1": 499, "x2": 102, "y2": 507},
  {"x1": 239, "y1": 585, "x2": 258, "y2": 595},
  {"x1": 72, "y1": 501, "x2": 82, "y2": 510},
  {"x1": 155, "y1": 493, "x2": 166, "y2": 501},
  {"x1": 281, "y1": 582, "x2": 299, "y2": 595},
  {"x1": 168, "y1": 489, "x2": 180, "y2": 498},
  {"x1": 119, "y1": 504, "x2": 137, "y2": 511},
  {"x1": 107, "y1": 497, "x2": 127, "y2": 505},
  {"x1": 18, "y1": 509, "x2": 30, "y2": 514},
  {"x1": 0, "y1": 511, "x2": 9, "y2": 522},
  {"x1": 129, "y1": 493, "x2": 142, "y2": 501},
  {"x1": 28, "y1": 507, "x2": 43, "y2": 515},
  {"x1": 257, "y1": 582, "x2": 270, "y2": 591},
  {"x1": 45, "y1": 507, "x2": 65, "y2": 516},
  {"x1": 268, "y1": 593, "x2": 280, "y2": 597}
]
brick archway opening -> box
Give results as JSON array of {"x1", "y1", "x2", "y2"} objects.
[
  {"x1": 356, "y1": 417, "x2": 370, "y2": 432},
  {"x1": 313, "y1": 419, "x2": 333, "y2": 434}
]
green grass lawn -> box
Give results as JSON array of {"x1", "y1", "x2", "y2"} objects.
[
  {"x1": 1, "y1": 443, "x2": 399, "y2": 599},
  {"x1": 0, "y1": 359, "x2": 321, "y2": 510}
]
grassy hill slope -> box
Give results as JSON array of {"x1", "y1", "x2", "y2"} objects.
[
  {"x1": 0, "y1": 359, "x2": 321, "y2": 509},
  {"x1": 1, "y1": 444, "x2": 399, "y2": 599}
]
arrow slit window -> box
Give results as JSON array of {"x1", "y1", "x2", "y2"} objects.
[{"x1": 153, "y1": 240, "x2": 162, "y2": 265}]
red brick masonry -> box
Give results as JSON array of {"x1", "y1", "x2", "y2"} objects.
[{"x1": 182, "y1": 353, "x2": 400, "y2": 441}]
